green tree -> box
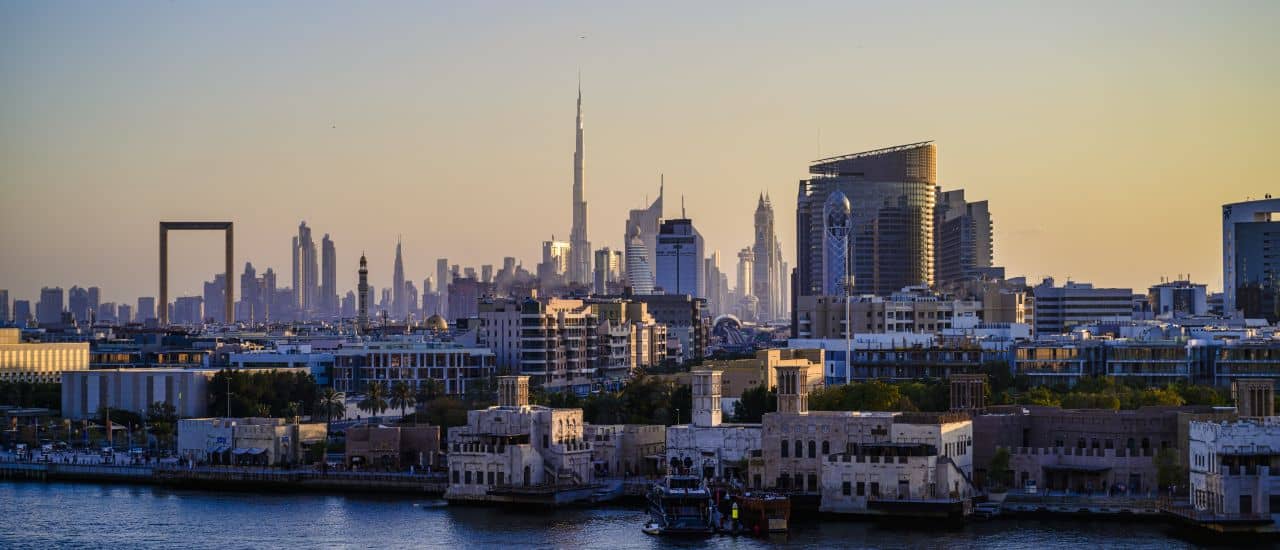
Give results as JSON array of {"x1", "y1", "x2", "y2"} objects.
[
  {"x1": 253, "y1": 403, "x2": 272, "y2": 418},
  {"x1": 316, "y1": 387, "x2": 346, "y2": 440},
  {"x1": 358, "y1": 381, "x2": 389, "y2": 421},
  {"x1": 988, "y1": 447, "x2": 1012, "y2": 491},
  {"x1": 1136, "y1": 387, "x2": 1186, "y2": 407},
  {"x1": 733, "y1": 385, "x2": 777, "y2": 423},
  {"x1": 390, "y1": 381, "x2": 416, "y2": 419},
  {"x1": 1017, "y1": 386, "x2": 1061, "y2": 407}
]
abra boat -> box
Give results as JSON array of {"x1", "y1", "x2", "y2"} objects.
[
  {"x1": 734, "y1": 492, "x2": 791, "y2": 534},
  {"x1": 645, "y1": 475, "x2": 714, "y2": 536}
]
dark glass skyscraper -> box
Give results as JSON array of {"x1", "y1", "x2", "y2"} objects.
[{"x1": 796, "y1": 141, "x2": 936, "y2": 304}]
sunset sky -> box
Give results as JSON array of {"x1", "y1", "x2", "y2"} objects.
[{"x1": 2, "y1": 1, "x2": 1276, "y2": 303}]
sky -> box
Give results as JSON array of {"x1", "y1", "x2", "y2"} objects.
[{"x1": 1, "y1": 1, "x2": 1277, "y2": 305}]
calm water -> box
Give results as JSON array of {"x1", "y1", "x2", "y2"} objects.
[{"x1": 0, "y1": 481, "x2": 1216, "y2": 549}]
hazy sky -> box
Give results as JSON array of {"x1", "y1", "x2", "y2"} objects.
[{"x1": 2, "y1": 1, "x2": 1276, "y2": 305}]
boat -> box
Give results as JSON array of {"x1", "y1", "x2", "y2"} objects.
[
  {"x1": 641, "y1": 521, "x2": 662, "y2": 535},
  {"x1": 972, "y1": 502, "x2": 1001, "y2": 519},
  {"x1": 645, "y1": 475, "x2": 715, "y2": 536},
  {"x1": 734, "y1": 492, "x2": 791, "y2": 534},
  {"x1": 414, "y1": 500, "x2": 448, "y2": 509}
]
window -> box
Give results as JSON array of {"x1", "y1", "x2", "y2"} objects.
[
  {"x1": 452, "y1": 470, "x2": 460, "y2": 483},
  {"x1": 794, "y1": 440, "x2": 802, "y2": 458},
  {"x1": 809, "y1": 440, "x2": 817, "y2": 458},
  {"x1": 487, "y1": 471, "x2": 495, "y2": 485},
  {"x1": 822, "y1": 441, "x2": 830, "y2": 455},
  {"x1": 843, "y1": 481, "x2": 852, "y2": 496},
  {"x1": 497, "y1": 472, "x2": 504, "y2": 485},
  {"x1": 857, "y1": 482, "x2": 865, "y2": 496},
  {"x1": 781, "y1": 443, "x2": 788, "y2": 458},
  {"x1": 464, "y1": 471, "x2": 471, "y2": 484}
]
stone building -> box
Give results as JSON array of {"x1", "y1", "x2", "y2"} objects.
[
  {"x1": 345, "y1": 424, "x2": 442, "y2": 471},
  {"x1": 177, "y1": 417, "x2": 326, "y2": 466},
  {"x1": 444, "y1": 376, "x2": 594, "y2": 502},
  {"x1": 586, "y1": 423, "x2": 666, "y2": 477},
  {"x1": 61, "y1": 368, "x2": 217, "y2": 420},
  {"x1": 1189, "y1": 418, "x2": 1280, "y2": 519},
  {"x1": 665, "y1": 370, "x2": 762, "y2": 481},
  {"x1": 973, "y1": 405, "x2": 1234, "y2": 494}
]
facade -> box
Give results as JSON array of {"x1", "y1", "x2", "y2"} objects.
[
  {"x1": 789, "y1": 336, "x2": 990, "y2": 385},
  {"x1": 754, "y1": 193, "x2": 781, "y2": 321},
  {"x1": 628, "y1": 293, "x2": 708, "y2": 363},
  {"x1": 1189, "y1": 418, "x2": 1280, "y2": 519},
  {"x1": 0, "y1": 328, "x2": 89, "y2": 384},
  {"x1": 1148, "y1": 280, "x2": 1208, "y2": 318},
  {"x1": 794, "y1": 289, "x2": 981, "y2": 339},
  {"x1": 592, "y1": 300, "x2": 668, "y2": 382},
  {"x1": 1032, "y1": 278, "x2": 1133, "y2": 335},
  {"x1": 593, "y1": 247, "x2": 623, "y2": 295},
  {"x1": 178, "y1": 417, "x2": 326, "y2": 466},
  {"x1": 477, "y1": 297, "x2": 598, "y2": 393},
  {"x1": 701, "y1": 349, "x2": 825, "y2": 406},
  {"x1": 1012, "y1": 341, "x2": 1106, "y2": 386},
  {"x1": 444, "y1": 376, "x2": 594, "y2": 501},
  {"x1": 332, "y1": 339, "x2": 495, "y2": 396},
  {"x1": 37, "y1": 287, "x2": 63, "y2": 326},
  {"x1": 61, "y1": 368, "x2": 215, "y2": 420},
  {"x1": 796, "y1": 142, "x2": 937, "y2": 302},
  {"x1": 624, "y1": 227, "x2": 655, "y2": 294},
  {"x1": 655, "y1": 218, "x2": 704, "y2": 298},
  {"x1": 345, "y1": 424, "x2": 442, "y2": 471},
  {"x1": 586, "y1": 423, "x2": 666, "y2": 477},
  {"x1": 665, "y1": 370, "x2": 763, "y2": 481},
  {"x1": 1222, "y1": 197, "x2": 1279, "y2": 321}
]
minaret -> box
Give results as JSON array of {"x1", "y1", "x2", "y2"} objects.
[
  {"x1": 357, "y1": 252, "x2": 369, "y2": 333},
  {"x1": 392, "y1": 236, "x2": 405, "y2": 318},
  {"x1": 568, "y1": 79, "x2": 592, "y2": 286}
]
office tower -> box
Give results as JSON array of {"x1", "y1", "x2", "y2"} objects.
[
  {"x1": 117, "y1": 304, "x2": 132, "y2": 324},
  {"x1": 13, "y1": 300, "x2": 31, "y2": 326},
  {"x1": 436, "y1": 258, "x2": 449, "y2": 318},
  {"x1": 625, "y1": 179, "x2": 664, "y2": 291},
  {"x1": 260, "y1": 268, "x2": 278, "y2": 320},
  {"x1": 292, "y1": 221, "x2": 319, "y2": 317},
  {"x1": 1222, "y1": 196, "x2": 1279, "y2": 322},
  {"x1": 567, "y1": 82, "x2": 592, "y2": 286},
  {"x1": 481, "y1": 265, "x2": 494, "y2": 284},
  {"x1": 88, "y1": 287, "x2": 100, "y2": 315},
  {"x1": 655, "y1": 217, "x2": 704, "y2": 297},
  {"x1": 753, "y1": 194, "x2": 779, "y2": 321},
  {"x1": 797, "y1": 142, "x2": 937, "y2": 301},
  {"x1": 173, "y1": 296, "x2": 203, "y2": 325},
  {"x1": 203, "y1": 274, "x2": 226, "y2": 322},
  {"x1": 357, "y1": 253, "x2": 370, "y2": 332},
  {"x1": 625, "y1": 226, "x2": 655, "y2": 294},
  {"x1": 405, "y1": 280, "x2": 419, "y2": 320},
  {"x1": 341, "y1": 291, "x2": 356, "y2": 319},
  {"x1": 238, "y1": 262, "x2": 259, "y2": 322},
  {"x1": 538, "y1": 238, "x2": 572, "y2": 282},
  {"x1": 1032, "y1": 277, "x2": 1133, "y2": 334},
  {"x1": 380, "y1": 288, "x2": 392, "y2": 314},
  {"x1": 137, "y1": 297, "x2": 156, "y2": 322},
  {"x1": 96, "y1": 302, "x2": 116, "y2": 323},
  {"x1": 704, "y1": 251, "x2": 726, "y2": 316},
  {"x1": 37, "y1": 287, "x2": 64, "y2": 326},
  {"x1": 736, "y1": 248, "x2": 754, "y2": 300},
  {"x1": 1148, "y1": 279, "x2": 1208, "y2": 318},
  {"x1": 321, "y1": 234, "x2": 337, "y2": 317},
  {"x1": 821, "y1": 190, "x2": 852, "y2": 296},
  {"x1": 0, "y1": 289, "x2": 8, "y2": 324},
  {"x1": 464, "y1": 267, "x2": 477, "y2": 280},
  {"x1": 935, "y1": 188, "x2": 998, "y2": 287},
  {"x1": 68, "y1": 286, "x2": 90, "y2": 322},
  {"x1": 392, "y1": 237, "x2": 406, "y2": 318},
  {"x1": 593, "y1": 247, "x2": 623, "y2": 295}
]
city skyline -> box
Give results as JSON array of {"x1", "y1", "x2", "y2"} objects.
[{"x1": 2, "y1": 2, "x2": 1277, "y2": 303}]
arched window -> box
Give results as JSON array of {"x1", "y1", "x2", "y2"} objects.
[
  {"x1": 822, "y1": 441, "x2": 830, "y2": 455},
  {"x1": 794, "y1": 440, "x2": 802, "y2": 458},
  {"x1": 781, "y1": 442, "x2": 789, "y2": 458},
  {"x1": 809, "y1": 440, "x2": 817, "y2": 458}
]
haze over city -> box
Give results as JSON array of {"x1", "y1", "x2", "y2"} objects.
[{"x1": 2, "y1": 1, "x2": 1276, "y2": 302}]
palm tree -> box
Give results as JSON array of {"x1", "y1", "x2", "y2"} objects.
[
  {"x1": 317, "y1": 388, "x2": 346, "y2": 430},
  {"x1": 358, "y1": 381, "x2": 389, "y2": 423},
  {"x1": 253, "y1": 403, "x2": 272, "y2": 418},
  {"x1": 390, "y1": 381, "x2": 416, "y2": 422}
]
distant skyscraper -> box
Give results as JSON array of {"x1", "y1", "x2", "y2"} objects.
[
  {"x1": 704, "y1": 250, "x2": 726, "y2": 316},
  {"x1": 1223, "y1": 196, "x2": 1279, "y2": 322},
  {"x1": 404, "y1": 280, "x2": 419, "y2": 320},
  {"x1": 753, "y1": 194, "x2": 779, "y2": 321},
  {"x1": 625, "y1": 226, "x2": 655, "y2": 295},
  {"x1": 481, "y1": 265, "x2": 494, "y2": 284},
  {"x1": 37, "y1": 287, "x2": 64, "y2": 326},
  {"x1": 341, "y1": 291, "x2": 356, "y2": 319},
  {"x1": 822, "y1": 190, "x2": 852, "y2": 296},
  {"x1": 436, "y1": 258, "x2": 449, "y2": 318},
  {"x1": 239, "y1": 262, "x2": 260, "y2": 322},
  {"x1": 13, "y1": 300, "x2": 32, "y2": 326},
  {"x1": 260, "y1": 268, "x2": 278, "y2": 320},
  {"x1": 567, "y1": 81, "x2": 592, "y2": 286},
  {"x1": 68, "y1": 286, "x2": 90, "y2": 323},
  {"x1": 357, "y1": 253, "x2": 370, "y2": 332},
  {"x1": 321, "y1": 234, "x2": 337, "y2": 317},
  {"x1": 0, "y1": 289, "x2": 8, "y2": 324},
  {"x1": 625, "y1": 179, "x2": 664, "y2": 292},
  {"x1": 392, "y1": 237, "x2": 406, "y2": 318},
  {"x1": 935, "y1": 188, "x2": 997, "y2": 287},
  {"x1": 656, "y1": 217, "x2": 704, "y2": 297},
  {"x1": 593, "y1": 247, "x2": 623, "y2": 295},
  {"x1": 736, "y1": 248, "x2": 754, "y2": 300},
  {"x1": 292, "y1": 221, "x2": 319, "y2": 317},
  {"x1": 203, "y1": 274, "x2": 226, "y2": 323},
  {"x1": 797, "y1": 141, "x2": 937, "y2": 302},
  {"x1": 137, "y1": 297, "x2": 156, "y2": 322},
  {"x1": 539, "y1": 238, "x2": 572, "y2": 283},
  {"x1": 116, "y1": 303, "x2": 132, "y2": 325}
]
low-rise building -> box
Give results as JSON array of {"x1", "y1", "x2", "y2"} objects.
[
  {"x1": 665, "y1": 370, "x2": 762, "y2": 481},
  {"x1": 444, "y1": 376, "x2": 594, "y2": 502},
  {"x1": 332, "y1": 339, "x2": 495, "y2": 396},
  {"x1": 61, "y1": 368, "x2": 216, "y2": 420},
  {"x1": 585, "y1": 423, "x2": 666, "y2": 477},
  {"x1": 1188, "y1": 418, "x2": 1280, "y2": 520},
  {"x1": 0, "y1": 328, "x2": 89, "y2": 383},
  {"x1": 177, "y1": 417, "x2": 326, "y2": 466},
  {"x1": 344, "y1": 424, "x2": 442, "y2": 471}
]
